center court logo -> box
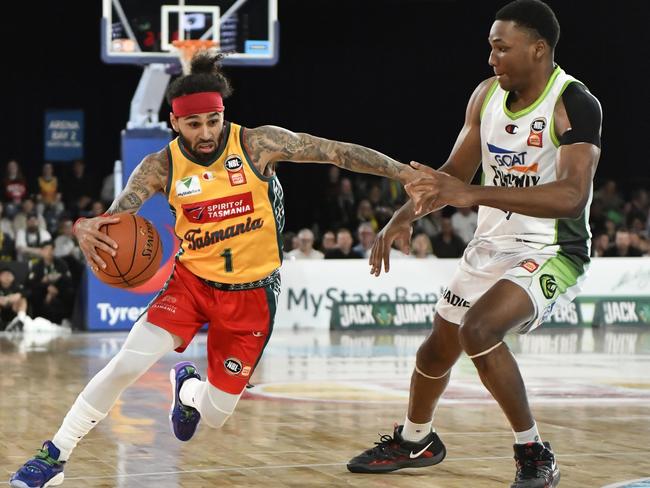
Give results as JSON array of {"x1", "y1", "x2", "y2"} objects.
[{"x1": 539, "y1": 274, "x2": 558, "y2": 300}]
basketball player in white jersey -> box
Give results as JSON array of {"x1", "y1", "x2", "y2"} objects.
[{"x1": 347, "y1": 1, "x2": 602, "y2": 486}]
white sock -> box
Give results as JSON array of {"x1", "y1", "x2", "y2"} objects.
[
  {"x1": 18, "y1": 310, "x2": 27, "y2": 321},
  {"x1": 52, "y1": 394, "x2": 107, "y2": 461},
  {"x1": 514, "y1": 422, "x2": 542, "y2": 445},
  {"x1": 179, "y1": 378, "x2": 203, "y2": 408},
  {"x1": 402, "y1": 417, "x2": 434, "y2": 442}
]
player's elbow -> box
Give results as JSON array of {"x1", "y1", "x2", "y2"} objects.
[
  {"x1": 563, "y1": 194, "x2": 587, "y2": 219},
  {"x1": 559, "y1": 182, "x2": 588, "y2": 219}
]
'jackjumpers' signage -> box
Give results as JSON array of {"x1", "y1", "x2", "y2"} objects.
[
  {"x1": 331, "y1": 301, "x2": 436, "y2": 330},
  {"x1": 593, "y1": 299, "x2": 650, "y2": 326}
]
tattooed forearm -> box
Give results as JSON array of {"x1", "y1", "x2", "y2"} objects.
[
  {"x1": 107, "y1": 149, "x2": 168, "y2": 215},
  {"x1": 107, "y1": 192, "x2": 144, "y2": 214},
  {"x1": 244, "y1": 125, "x2": 412, "y2": 182}
]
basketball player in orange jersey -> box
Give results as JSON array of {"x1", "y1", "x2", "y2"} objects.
[
  {"x1": 9, "y1": 52, "x2": 418, "y2": 488},
  {"x1": 347, "y1": 1, "x2": 601, "y2": 486}
]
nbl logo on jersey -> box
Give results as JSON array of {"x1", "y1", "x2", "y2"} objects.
[
  {"x1": 225, "y1": 155, "x2": 243, "y2": 171},
  {"x1": 527, "y1": 117, "x2": 546, "y2": 148},
  {"x1": 224, "y1": 155, "x2": 247, "y2": 186}
]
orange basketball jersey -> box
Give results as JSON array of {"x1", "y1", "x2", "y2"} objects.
[{"x1": 166, "y1": 122, "x2": 284, "y2": 284}]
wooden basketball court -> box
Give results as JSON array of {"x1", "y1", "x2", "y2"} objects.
[{"x1": 1, "y1": 326, "x2": 649, "y2": 487}]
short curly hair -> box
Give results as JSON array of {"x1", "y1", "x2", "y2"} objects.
[{"x1": 495, "y1": 0, "x2": 560, "y2": 49}]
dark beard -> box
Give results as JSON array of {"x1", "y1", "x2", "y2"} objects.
[{"x1": 179, "y1": 133, "x2": 217, "y2": 163}]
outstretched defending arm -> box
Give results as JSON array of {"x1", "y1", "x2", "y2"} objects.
[{"x1": 74, "y1": 149, "x2": 169, "y2": 271}]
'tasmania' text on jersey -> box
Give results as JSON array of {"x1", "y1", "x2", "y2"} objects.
[
  {"x1": 476, "y1": 66, "x2": 600, "y2": 260},
  {"x1": 166, "y1": 122, "x2": 284, "y2": 284}
]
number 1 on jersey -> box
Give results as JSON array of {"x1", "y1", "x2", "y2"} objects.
[{"x1": 220, "y1": 248, "x2": 234, "y2": 273}]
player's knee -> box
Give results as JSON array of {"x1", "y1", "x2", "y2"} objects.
[
  {"x1": 416, "y1": 336, "x2": 455, "y2": 372},
  {"x1": 459, "y1": 311, "x2": 501, "y2": 352},
  {"x1": 105, "y1": 349, "x2": 155, "y2": 386}
]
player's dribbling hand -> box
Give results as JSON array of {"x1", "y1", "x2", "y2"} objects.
[
  {"x1": 74, "y1": 215, "x2": 121, "y2": 272},
  {"x1": 369, "y1": 220, "x2": 412, "y2": 276}
]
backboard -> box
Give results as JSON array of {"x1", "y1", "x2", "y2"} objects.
[{"x1": 101, "y1": 0, "x2": 279, "y2": 67}]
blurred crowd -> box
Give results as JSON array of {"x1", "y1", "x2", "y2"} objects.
[
  {"x1": 282, "y1": 167, "x2": 650, "y2": 261},
  {"x1": 1, "y1": 158, "x2": 648, "y2": 331},
  {"x1": 0, "y1": 158, "x2": 114, "y2": 331},
  {"x1": 589, "y1": 180, "x2": 650, "y2": 257}
]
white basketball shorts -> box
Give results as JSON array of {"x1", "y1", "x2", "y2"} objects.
[{"x1": 435, "y1": 242, "x2": 589, "y2": 333}]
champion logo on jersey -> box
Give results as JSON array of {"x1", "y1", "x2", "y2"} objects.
[
  {"x1": 202, "y1": 171, "x2": 216, "y2": 180},
  {"x1": 505, "y1": 124, "x2": 518, "y2": 134},
  {"x1": 175, "y1": 176, "x2": 202, "y2": 197}
]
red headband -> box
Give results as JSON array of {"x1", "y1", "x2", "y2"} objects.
[{"x1": 172, "y1": 91, "x2": 224, "y2": 117}]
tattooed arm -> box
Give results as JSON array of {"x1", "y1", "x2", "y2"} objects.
[
  {"x1": 242, "y1": 125, "x2": 415, "y2": 184},
  {"x1": 106, "y1": 149, "x2": 168, "y2": 214},
  {"x1": 75, "y1": 149, "x2": 169, "y2": 271}
]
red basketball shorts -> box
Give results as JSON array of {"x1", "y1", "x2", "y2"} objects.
[{"x1": 146, "y1": 260, "x2": 279, "y2": 394}]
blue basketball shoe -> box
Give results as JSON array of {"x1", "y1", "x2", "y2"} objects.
[
  {"x1": 169, "y1": 361, "x2": 202, "y2": 441},
  {"x1": 10, "y1": 441, "x2": 65, "y2": 488}
]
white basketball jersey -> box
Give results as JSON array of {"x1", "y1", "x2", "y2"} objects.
[{"x1": 475, "y1": 66, "x2": 592, "y2": 258}]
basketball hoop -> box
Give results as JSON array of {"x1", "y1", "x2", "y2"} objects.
[{"x1": 172, "y1": 39, "x2": 219, "y2": 75}]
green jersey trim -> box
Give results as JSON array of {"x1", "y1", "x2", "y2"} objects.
[
  {"x1": 165, "y1": 145, "x2": 174, "y2": 198},
  {"x1": 267, "y1": 178, "x2": 285, "y2": 264},
  {"x1": 502, "y1": 66, "x2": 562, "y2": 120},
  {"x1": 480, "y1": 79, "x2": 500, "y2": 120},
  {"x1": 240, "y1": 127, "x2": 276, "y2": 183}
]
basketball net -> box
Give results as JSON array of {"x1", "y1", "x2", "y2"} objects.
[{"x1": 172, "y1": 39, "x2": 219, "y2": 75}]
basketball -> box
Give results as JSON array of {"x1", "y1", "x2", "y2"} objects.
[{"x1": 93, "y1": 213, "x2": 163, "y2": 288}]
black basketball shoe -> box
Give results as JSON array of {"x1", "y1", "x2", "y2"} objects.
[
  {"x1": 511, "y1": 441, "x2": 560, "y2": 488},
  {"x1": 347, "y1": 424, "x2": 446, "y2": 474}
]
